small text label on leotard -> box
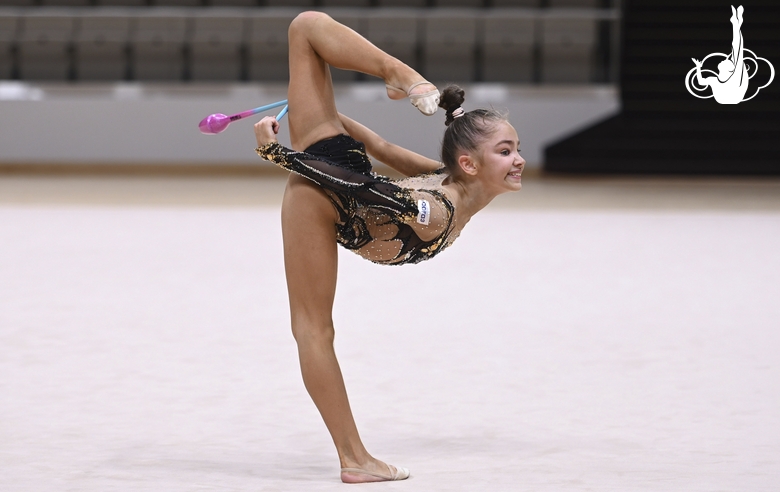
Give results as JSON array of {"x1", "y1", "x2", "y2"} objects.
[{"x1": 417, "y1": 199, "x2": 430, "y2": 225}]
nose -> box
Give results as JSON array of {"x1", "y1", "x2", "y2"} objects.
[{"x1": 516, "y1": 152, "x2": 526, "y2": 166}]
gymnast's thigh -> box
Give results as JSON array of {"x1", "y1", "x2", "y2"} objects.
[
  {"x1": 286, "y1": 13, "x2": 344, "y2": 151},
  {"x1": 281, "y1": 174, "x2": 340, "y2": 325}
]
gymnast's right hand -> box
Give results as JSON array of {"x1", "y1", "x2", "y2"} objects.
[{"x1": 254, "y1": 116, "x2": 279, "y2": 147}]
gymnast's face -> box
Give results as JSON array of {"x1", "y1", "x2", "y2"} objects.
[{"x1": 474, "y1": 121, "x2": 525, "y2": 194}]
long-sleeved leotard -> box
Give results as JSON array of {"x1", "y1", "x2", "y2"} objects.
[{"x1": 256, "y1": 140, "x2": 459, "y2": 265}]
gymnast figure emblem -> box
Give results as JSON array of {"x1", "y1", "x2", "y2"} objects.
[{"x1": 685, "y1": 5, "x2": 774, "y2": 104}]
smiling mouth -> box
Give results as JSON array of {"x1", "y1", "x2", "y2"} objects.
[{"x1": 507, "y1": 170, "x2": 523, "y2": 178}]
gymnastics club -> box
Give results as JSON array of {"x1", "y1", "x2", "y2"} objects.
[{"x1": 198, "y1": 99, "x2": 288, "y2": 135}]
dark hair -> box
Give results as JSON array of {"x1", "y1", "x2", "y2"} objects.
[{"x1": 438, "y1": 84, "x2": 508, "y2": 174}]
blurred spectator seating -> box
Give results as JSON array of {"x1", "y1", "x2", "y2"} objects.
[
  {"x1": 96, "y1": 0, "x2": 147, "y2": 6},
  {"x1": 247, "y1": 8, "x2": 300, "y2": 82},
  {"x1": 208, "y1": 0, "x2": 256, "y2": 7},
  {"x1": 131, "y1": 10, "x2": 187, "y2": 80},
  {"x1": 74, "y1": 10, "x2": 131, "y2": 80},
  {"x1": 152, "y1": 0, "x2": 202, "y2": 7},
  {"x1": 433, "y1": 0, "x2": 483, "y2": 7},
  {"x1": 422, "y1": 9, "x2": 477, "y2": 82},
  {"x1": 0, "y1": 0, "x2": 36, "y2": 5},
  {"x1": 264, "y1": 0, "x2": 314, "y2": 6},
  {"x1": 189, "y1": 10, "x2": 245, "y2": 80},
  {"x1": 0, "y1": 5, "x2": 617, "y2": 84},
  {"x1": 0, "y1": 11, "x2": 16, "y2": 79},
  {"x1": 540, "y1": 12, "x2": 597, "y2": 83},
  {"x1": 549, "y1": 0, "x2": 602, "y2": 6},
  {"x1": 491, "y1": 0, "x2": 540, "y2": 5},
  {"x1": 41, "y1": 0, "x2": 91, "y2": 7},
  {"x1": 482, "y1": 9, "x2": 535, "y2": 83},
  {"x1": 376, "y1": 0, "x2": 426, "y2": 6},
  {"x1": 320, "y1": 0, "x2": 371, "y2": 7},
  {"x1": 365, "y1": 8, "x2": 418, "y2": 72},
  {"x1": 17, "y1": 10, "x2": 74, "y2": 80}
]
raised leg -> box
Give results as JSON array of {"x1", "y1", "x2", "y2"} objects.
[
  {"x1": 281, "y1": 174, "x2": 404, "y2": 483},
  {"x1": 286, "y1": 11, "x2": 435, "y2": 150}
]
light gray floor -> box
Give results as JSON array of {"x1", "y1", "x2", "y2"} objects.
[{"x1": 1, "y1": 176, "x2": 779, "y2": 491}]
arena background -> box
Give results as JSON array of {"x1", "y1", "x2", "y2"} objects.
[{"x1": 2, "y1": 1, "x2": 779, "y2": 490}]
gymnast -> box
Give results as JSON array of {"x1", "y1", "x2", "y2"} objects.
[{"x1": 253, "y1": 11, "x2": 525, "y2": 483}]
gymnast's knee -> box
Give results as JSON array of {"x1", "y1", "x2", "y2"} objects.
[
  {"x1": 290, "y1": 317, "x2": 335, "y2": 346},
  {"x1": 289, "y1": 11, "x2": 331, "y2": 38}
]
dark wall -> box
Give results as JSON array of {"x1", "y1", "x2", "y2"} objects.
[
  {"x1": 545, "y1": 0, "x2": 780, "y2": 175},
  {"x1": 622, "y1": 0, "x2": 778, "y2": 113}
]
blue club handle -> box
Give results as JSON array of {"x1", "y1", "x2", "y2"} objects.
[{"x1": 276, "y1": 105, "x2": 289, "y2": 121}]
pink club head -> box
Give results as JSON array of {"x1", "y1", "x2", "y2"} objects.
[
  {"x1": 198, "y1": 100, "x2": 287, "y2": 135},
  {"x1": 198, "y1": 113, "x2": 231, "y2": 135}
]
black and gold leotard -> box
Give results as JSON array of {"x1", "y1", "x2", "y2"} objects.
[{"x1": 255, "y1": 135, "x2": 460, "y2": 266}]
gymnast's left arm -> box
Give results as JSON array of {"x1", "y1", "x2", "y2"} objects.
[
  {"x1": 254, "y1": 116, "x2": 279, "y2": 147},
  {"x1": 337, "y1": 113, "x2": 442, "y2": 177}
]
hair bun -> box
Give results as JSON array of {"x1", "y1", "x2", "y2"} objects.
[{"x1": 438, "y1": 85, "x2": 466, "y2": 126}]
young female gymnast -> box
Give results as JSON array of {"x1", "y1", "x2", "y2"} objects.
[{"x1": 253, "y1": 11, "x2": 525, "y2": 483}]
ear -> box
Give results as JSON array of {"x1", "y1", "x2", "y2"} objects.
[{"x1": 457, "y1": 153, "x2": 479, "y2": 176}]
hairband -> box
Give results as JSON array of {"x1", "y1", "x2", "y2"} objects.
[{"x1": 451, "y1": 107, "x2": 465, "y2": 118}]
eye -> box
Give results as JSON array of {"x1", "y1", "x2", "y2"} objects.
[{"x1": 500, "y1": 149, "x2": 511, "y2": 156}]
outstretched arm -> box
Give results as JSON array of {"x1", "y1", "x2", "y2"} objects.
[{"x1": 338, "y1": 113, "x2": 442, "y2": 177}]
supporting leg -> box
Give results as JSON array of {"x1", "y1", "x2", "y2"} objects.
[{"x1": 281, "y1": 174, "x2": 405, "y2": 482}]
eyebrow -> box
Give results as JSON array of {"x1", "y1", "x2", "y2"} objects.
[{"x1": 494, "y1": 139, "x2": 519, "y2": 148}]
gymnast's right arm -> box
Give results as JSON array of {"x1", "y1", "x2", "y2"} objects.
[{"x1": 337, "y1": 113, "x2": 442, "y2": 177}]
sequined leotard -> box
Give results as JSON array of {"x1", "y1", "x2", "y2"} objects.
[{"x1": 256, "y1": 135, "x2": 460, "y2": 265}]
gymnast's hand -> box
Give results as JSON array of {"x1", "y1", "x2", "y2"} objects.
[{"x1": 254, "y1": 116, "x2": 280, "y2": 147}]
